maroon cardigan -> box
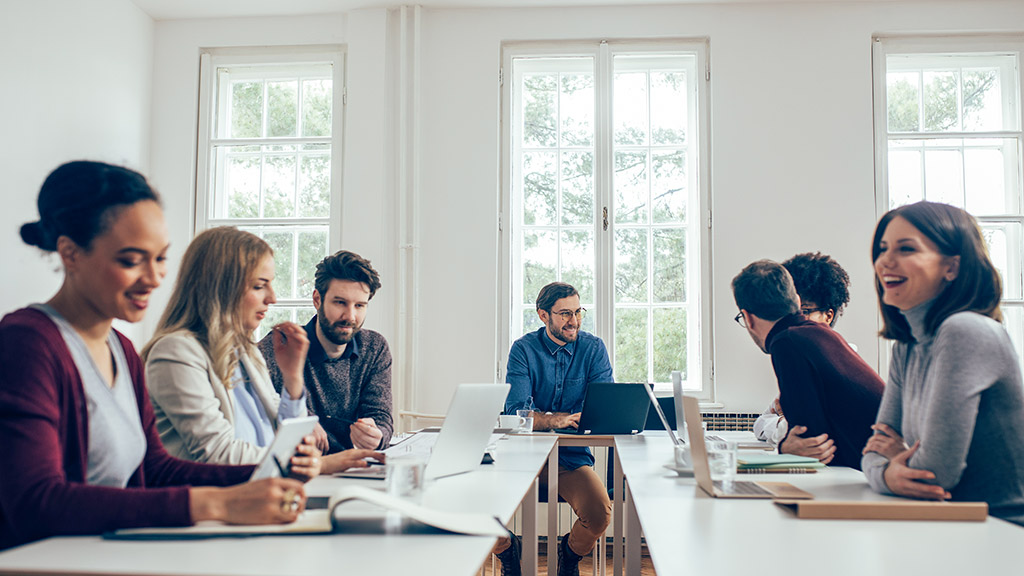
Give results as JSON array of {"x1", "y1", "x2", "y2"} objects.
[{"x1": 0, "y1": 308, "x2": 254, "y2": 550}]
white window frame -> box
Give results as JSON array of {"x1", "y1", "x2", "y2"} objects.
[
  {"x1": 499, "y1": 39, "x2": 713, "y2": 397},
  {"x1": 872, "y1": 35, "x2": 1024, "y2": 374},
  {"x1": 195, "y1": 46, "x2": 346, "y2": 329}
]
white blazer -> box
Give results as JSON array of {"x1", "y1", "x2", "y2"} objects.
[{"x1": 145, "y1": 331, "x2": 280, "y2": 465}]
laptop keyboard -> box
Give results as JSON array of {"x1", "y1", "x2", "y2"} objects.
[{"x1": 714, "y1": 480, "x2": 773, "y2": 496}]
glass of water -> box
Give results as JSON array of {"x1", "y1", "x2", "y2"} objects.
[
  {"x1": 705, "y1": 440, "x2": 737, "y2": 489},
  {"x1": 385, "y1": 454, "x2": 427, "y2": 502}
]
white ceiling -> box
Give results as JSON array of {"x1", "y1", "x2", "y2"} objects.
[{"x1": 129, "y1": 0, "x2": 935, "y2": 21}]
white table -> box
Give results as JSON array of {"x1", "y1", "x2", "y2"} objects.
[
  {"x1": 615, "y1": 433, "x2": 1024, "y2": 576},
  {"x1": 0, "y1": 435, "x2": 557, "y2": 576}
]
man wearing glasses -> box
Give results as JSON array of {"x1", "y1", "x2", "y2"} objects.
[
  {"x1": 754, "y1": 252, "x2": 855, "y2": 449},
  {"x1": 733, "y1": 260, "x2": 883, "y2": 470},
  {"x1": 495, "y1": 282, "x2": 612, "y2": 576}
]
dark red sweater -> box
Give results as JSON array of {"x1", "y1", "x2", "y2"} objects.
[
  {"x1": 0, "y1": 308, "x2": 253, "y2": 550},
  {"x1": 766, "y1": 313, "x2": 885, "y2": 470}
]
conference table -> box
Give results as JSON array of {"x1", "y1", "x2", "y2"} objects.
[
  {"x1": 614, "y1": 433, "x2": 1024, "y2": 576},
  {"x1": 0, "y1": 435, "x2": 557, "y2": 576}
]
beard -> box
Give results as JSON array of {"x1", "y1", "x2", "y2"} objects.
[
  {"x1": 318, "y1": 309, "x2": 362, "y2": 346},
  {"x1": 546, "y1": 319, "x2": 579, "y2": 344}
]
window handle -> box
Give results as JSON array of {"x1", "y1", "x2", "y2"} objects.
[{"x1": 603, "y1": 206, "x2": 608, "y2": 231}]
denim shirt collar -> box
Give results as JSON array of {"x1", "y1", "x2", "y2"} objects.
[{"x1": 539, "y1": 327, "x2": 576, "y2": 357}]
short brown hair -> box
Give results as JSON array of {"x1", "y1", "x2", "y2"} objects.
[
  {"x1": 314, "y1": 250, "x2": 382, "y2": 299},
  {"x1": 873, "y1": 201, "x2": 1002, "y2": 342},
  {"x1": 536, "y1": 282, "x2": 578, "y2": 312},
  {"x1": 732, "y1": 260, "x2": 800, "y2": 321}
]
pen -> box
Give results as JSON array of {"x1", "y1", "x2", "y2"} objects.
[{"x1": 272, "y1": 454, "x2": 290, "y2": 477}]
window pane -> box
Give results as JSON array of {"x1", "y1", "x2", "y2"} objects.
[
  {"x1": 267, "y1": 80, "x2": 298, "y2": 138},
  {"x1": 260, "y1": 231, "x2": 294, "y2": 298},
  {"x1": 614, "y1": 307, "x2": 648, "y2": 383},
  {"x1": 231, "y1": 81, "x2": 263, "y2": 138},
  {"x1": 963, "y1": 68, "x2": 1003, "y2": 131},
  {"x1": 923, "y1": 70, "x2": 959, "y2": 132},
  {"x1": 523, "y1": 152, "x2": 557, "y2": 226},
  {"x1": 652, "y1": 149, "x2": 686, "y2": 224},
  {"x1": 614, "y1": 72, "x2": 649, "y2": 146},
  {"x1": 981, "y1": 222, "x2": 1024, "y2": 300},
  {"x1": 220, "y1": 148, "x2": 260, "y2": 218},
  {"x1": 299, "y1": 147, "x2": 331, "y2": 217},
  {"x1": 297, "y1": 230, "x2": 328, "y2": 298},
  {"x1": 923, "y1": 149, "x2": 964, "y2": 207},
  {"x1": 522, "y1": 73, "x2": 558, "y2": 148},
  {"x1": 965, "y1": 140, "x2": 1019, "y2": 215},
  {"x1": 888, "y1": 145, "x2": 923, "y2": 208},
  {"x1": 615, "y1": 228, "x2": 648, "y2": 304},
  {"x1": 887, "y1": 71, "x2": 920, "y2": 132},
  {"x1": 1000, "y1": 306, "x2": 1024, "y2": 370},
  {"x1": 302, "y1": 78, "x2": 332, "y2": 137},
  {"x1": 522, "y1": 229, "x2": 557, "y2": 305},
  {"x1": 653, "y1": 228, "x2": 685, "y2": 303},
  {"x1": 560, "y1": 73, "x2": 593, "y2": 147},
  {"x1": 615, "y1": 150, "x2": 649, "y2": 224},
  {"x1": 561, "y1": 150, "x2": 593, "y2": 226},
  {"x1": 262, "y1": 152, "x2": 297, "y2": 217},
  {"x1": 653, "y1": 307, "x2": 685, "y2": 383},
  {"x1": 522, "y1": 308, "x2": 544, "y2": 336},
  {"x1": 562, "y1": 229, "x2": 595, "y2": 303},
  {"x1": 650, "y1": 71, "x2": 687, "y2": 146}
]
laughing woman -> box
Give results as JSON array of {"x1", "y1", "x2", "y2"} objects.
[
  {"x1": 0, "y1": 161, "x2": 307, "y2": 550},
  {"x1": 862, "y1": 201, "x2": 1024, "y2": 526}
]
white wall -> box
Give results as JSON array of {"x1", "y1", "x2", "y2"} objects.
[
  {"x1": 8, "y1": 1, "x2": 1024, "y2": 417},
  {"x1": 0, "y1": 0, "x2": 153, "y2": 343}
]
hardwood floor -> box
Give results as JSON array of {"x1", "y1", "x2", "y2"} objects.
[{"x1": 481, "y1": 539, "x2": 656, "y2": 576}]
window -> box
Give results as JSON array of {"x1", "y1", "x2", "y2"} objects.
[
  {"x1": 501, "y1": 40, "x2": 711, "y2": 392},
  {"x1": 873, "y1": 36, "x2": 1024, "y2": 362},
  {"x1": 196, "y1": 48, "x2": 345, "y2": 339}
]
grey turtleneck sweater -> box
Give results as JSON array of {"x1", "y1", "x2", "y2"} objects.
[{"x1": 862, "y1": 303, "x2": 1024, "y2": 526}]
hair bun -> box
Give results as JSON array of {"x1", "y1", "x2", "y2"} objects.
[{"x1": 19, "y1": 221, "x2": 52, "y2": 250}]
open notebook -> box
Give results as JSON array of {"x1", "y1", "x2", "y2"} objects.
[{"x1": 105, "y1": 485, "x2": 508, "y2": 540}]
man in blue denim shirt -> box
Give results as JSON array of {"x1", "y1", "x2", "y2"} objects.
[{"x1": 493, "y1": 282, "x2": 613, "y2": 576}]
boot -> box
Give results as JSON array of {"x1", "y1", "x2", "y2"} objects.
[
  {"x1": 494, "y1": 531, "x2": 521, "y2": 576},
  {"x1": 557, "y1": 533, "x2": 583, "y2": 576}
]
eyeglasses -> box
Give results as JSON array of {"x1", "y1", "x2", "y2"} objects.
[
  {"x1": 800, "y1": 307, "x2": 829, "y2": 317},
  {"x1": 551, "y1": 308, "x2": 587, "y2": 321},
  {"x1": 734, "y1": 311, "x2": 746, "y2": 328}
]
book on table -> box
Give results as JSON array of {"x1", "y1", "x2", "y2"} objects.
[
  {"x1": 774, "y1": 499, "x2": 988, "y2": 521},
  {"x1": 737, "y1": 453, "x2": 825, "y2": 472},
  {"x1": 105, "y1": 485, "x2": 508, "y2": 540}
]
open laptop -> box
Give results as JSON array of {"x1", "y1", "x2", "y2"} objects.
[
  {"x1": 553, "y1": 382, "x2": 651, "y2": 435},
  {"x1": 682, "y1": 395, "x2": 813, "y2": 500},
  {"x1": 335, "y1": 383, "x2": 509, "y2": 481}
]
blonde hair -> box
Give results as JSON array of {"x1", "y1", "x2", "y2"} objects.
[{"x1": 143, "y1": 227, "x2": 272, "y2": 388}]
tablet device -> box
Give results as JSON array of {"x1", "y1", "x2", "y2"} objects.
[{"x1": 249, "y1": 415, "x2": 319, "y2": 481}]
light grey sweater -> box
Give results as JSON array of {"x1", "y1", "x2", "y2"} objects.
[{"x1": 862, "y1": 303, "x2": 1024, "y2": 526}]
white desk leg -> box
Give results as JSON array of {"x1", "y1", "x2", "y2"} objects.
[
  {"x1": 624, "y1": 480, "x2": 641, "y2": 576},
  {"x1": 548, "y1": 445, "x2": 559, "y2": 576},
  {"x1": 612, "y1": 448, "x2": 623, "y2": 576},
  {"x1": 523, "y1": 476, "x2": 539, "y2": 576}
]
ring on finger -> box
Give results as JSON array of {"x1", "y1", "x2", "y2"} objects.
[{"x1": 281, "y1": 489, "x2": 301, "y2": 514}]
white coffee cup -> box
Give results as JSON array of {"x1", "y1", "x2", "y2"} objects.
[{"x1": 498, "y1": 414, "x2": 526, "y2": 430}]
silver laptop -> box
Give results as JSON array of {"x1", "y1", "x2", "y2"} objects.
[
  {"x1": 335, "y1": 383, "x2": 509, "y2": 481},
  {"x1": 682, "y1": 395, "x2": 813, "y2": 500}
]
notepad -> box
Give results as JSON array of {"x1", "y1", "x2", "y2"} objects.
[
  {"x1": 106, "y1": 485, "x2": 508, "y2": 540},
  {"x1": 774, "y1": 499, "x2": 988, "y2": 521},
  {"x1": 737, "y1": 454, "x2": 825, "y2": 471}
]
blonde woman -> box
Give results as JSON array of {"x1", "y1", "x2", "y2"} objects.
[{"x1": 143, "y1": 227, "x2": 378, "y2": 474}]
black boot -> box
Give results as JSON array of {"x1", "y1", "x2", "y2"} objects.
[
  {"x1": 495, "y1": 530, "x2": 521, "y2": 576},
  {"x1": 557, "y1": 533, "x2": 583, "y2": 576}
]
